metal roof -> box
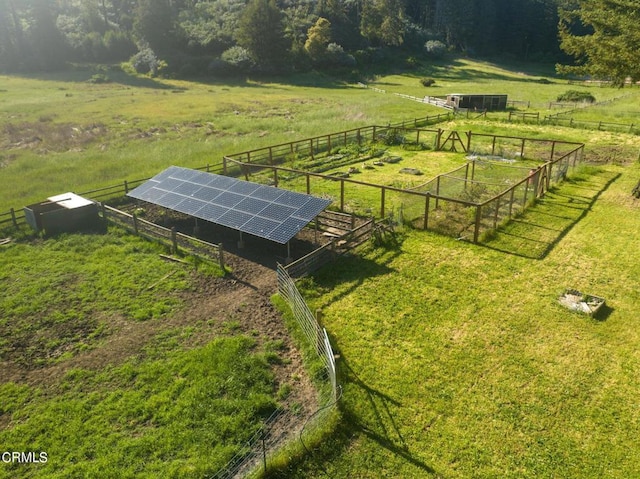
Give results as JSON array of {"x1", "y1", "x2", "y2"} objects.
[{"x1": 127, "y1": 166, "x2": 331, "y2": 244}]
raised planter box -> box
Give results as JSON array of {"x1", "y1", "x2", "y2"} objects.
[{"x1": 558, "y1": 289, "x2": 605, "y2": 316}]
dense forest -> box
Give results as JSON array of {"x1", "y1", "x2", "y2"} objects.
[{"x1": 0, "y1": 0, "x2": 638, "y2": 84}]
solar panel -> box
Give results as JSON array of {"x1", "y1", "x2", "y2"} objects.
[{"x1": 127, "y1": 166, "x2": 330, "y2": 244}]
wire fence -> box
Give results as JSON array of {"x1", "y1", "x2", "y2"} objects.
[{"x1": 209, "y1": 265, "x2": 339, "y2": 479}]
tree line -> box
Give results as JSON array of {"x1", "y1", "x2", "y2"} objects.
[{"x1": 0, "y1": 0, "x2": 637, "y2": 85}]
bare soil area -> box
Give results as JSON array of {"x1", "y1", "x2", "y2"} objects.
[{"x1": 0, "y1": 243, "x2": 319, "y2": 424}]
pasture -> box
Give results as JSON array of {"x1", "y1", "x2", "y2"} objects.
[{"x1": 1, "y1": 59, "x2": 640, "y2": 478}]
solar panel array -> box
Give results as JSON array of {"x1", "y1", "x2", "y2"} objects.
[{"x1": 127, "y1": 166, "x2": 331, "y2": 244}]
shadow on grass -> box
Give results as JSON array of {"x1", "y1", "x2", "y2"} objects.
[
  {"x1": 337, "y1": 353, "x2": 437, "y2": 475},
  {"x1": 265, "y1": 349, "x2": 437, "y2": 478},
  {"x1": 482, "y1": 170, "x2": 621, "y2": 259},
  {"x1": 309, "y1": 243, "x2": 402, "y2": 310}
]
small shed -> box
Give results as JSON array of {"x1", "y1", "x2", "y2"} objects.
[
  {"x1": 24, "y1": 192, "x2": 100, "y2": 235},
  {"x1": 446, "y1": 94, "x2": 508, "y2": 111}
]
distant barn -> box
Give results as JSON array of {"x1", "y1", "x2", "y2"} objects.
[{"x1": 446, "y1": 94, "x2": 507, "y2": 111}]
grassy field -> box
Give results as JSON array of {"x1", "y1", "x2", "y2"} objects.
[
  {"x1": 2, "y1": 59, "x2": 640, "y2": 478},
  {"x1": 280, "y1": 161, "x2": 640, "y2": 478},
  {"x1": 0, "y1": 68, "x2": 435, "y2": 212}
]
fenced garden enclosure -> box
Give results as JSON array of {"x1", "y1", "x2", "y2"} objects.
[
  {"x1": 221, "y1": 127, "x2": 585, "y2": 242},
  {"x1": 1, "y1": 123, "x2": 585, "y2": 245}
]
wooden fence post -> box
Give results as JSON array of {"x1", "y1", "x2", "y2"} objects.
[
  {"x1": 124, "y1": 180, "x2": 129, "y2": 194},
  {"x1": 171, "y1": 227, "x2": 177, "y2": 254},
  {"x1": 132, "y1": 212, "x2": 139, "y2": 235},
  {"x1": 10, "y1": 208, "x2": 17, "y2": 227},
  {"x1": 423, "y1": 194, "x2": 430, "y2": 230},
  {"x1": 218, "y1": 243, "x2": 225, "y2": 273},
  {"x1": 340, "y1": 179, "x2": 345, "y2": 212},
  {"x1": 473, "y1": 205, "x2": 482, "y2": 243},
  {"x1": 380, "y1": 187, "x2": 386, "y2": 218}
]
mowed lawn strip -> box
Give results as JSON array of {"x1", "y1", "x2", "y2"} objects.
[{"x1": 286, "y1": 161, "x2": 640, "y2": 478}]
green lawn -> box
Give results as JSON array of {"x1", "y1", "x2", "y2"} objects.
[{"x1": 277, "y1": 160, "x2": 640, "y2": 478}]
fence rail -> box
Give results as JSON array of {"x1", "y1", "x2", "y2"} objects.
[{"x1": 101, "y1": 205, "x2": 225, "y2": 270}]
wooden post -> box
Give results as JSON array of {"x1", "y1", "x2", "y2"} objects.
[
  {"x1": 340, "y1": 179, "x2": 345, "y2": 212},
  {"x1": 473, "y1": 205, "x2": 482, "y2": 243},
  {"x1": 218, "y1": 243, "x2": 225, "y2": 272},
  {"x1": 223, "y1": 156, "x2": 228, "y2": 175},
  {"x1": 327, "y1": 134, "x2": 332, "y2": 153},
  {"x1": 10, "y1": 208, "x2": 17, "y2": 227},
  {"x1": 508, "y1": 187, "x2": 515, "y2": 218},
  {"x1": 171, "y1": 227, "x2": 177, "y2": 254},
  {"x1": 466, "y1": 131, "x2": 472, "y2": 152},
  {"x1": 132, "y1": 212, "x2": 139, "y2": 235},
  {"x1": 465, "y1": 163, "x2": 470, "y2": 190},
  {"x1": 435, "y1": 176, "x2": 441, "y2": 209},
  {"x1": 269, "y1": 147, "x2": 273, "y2": 165},
  {"x1": 423, "y1": 194, "x2": 430, "y2": 230},
  {"x1": 550, "y1": 141, "x2": 556, "y2": 161},
  {"x1": 306, "y1": 173, "x2": 310, "y2": 194},
  {"x1": 491, "y1": 136, "x2": 497, "y2": 155},
  {"x1": 520, "y1": 138, "x2": 525, "y2": 159},
  {"x1": 274, "y1": 168, "x2": 278, "y2": 187},
  {"x1": 373, "y1": 126, "x2": 377, "y2": 141},
  {"x1": 493, "y1": 195, "x2": 501, "y2": 229},
  {"x1": 380, "y1": 187, "x2": 386, "y2": 218},
  {"x1": 124, "y1": 180, "x2": 129, "y2": 194}
]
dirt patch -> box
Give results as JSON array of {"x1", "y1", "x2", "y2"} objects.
[{"x1": 0, "y1": 242, "x2": 318, "y2": 424}]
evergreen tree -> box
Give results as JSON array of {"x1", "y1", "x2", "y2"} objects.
[
  {"x1": 360, "y1": 0, "x2": 405, "y2": 46},
  {"x1": 557, "y1": 0, "x2": 640, "y2": 85},
  {"x1": 234, "y1": 0, "x2": 289, "y2": 70},
  {"x1": 133, "y1": 0, "x2": 175, "y2": 52}
]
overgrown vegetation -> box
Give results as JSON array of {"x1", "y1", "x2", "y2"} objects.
[{"x1": 556, "y1": 90, "x2": 596, "y2": 103}]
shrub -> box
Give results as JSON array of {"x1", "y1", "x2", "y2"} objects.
[
  {"x1": 557, "y1": 90, "x2": 596, "y2": 103},
  {"x1": 87, "y1": 73, "x2": 110, "y2": 84},
  {"x1": 324, "y1": 43, "x2": 356, "y2": 68},
  {"x1": 420, "y1": 77, "x2": 436, "y2": 87},
  {"x1": 221, "y1": 46, "x2": 255, "y2": 73},
  {"x1": 424, "y1": 40, "x2": 447, "y2": 59},
  {"x1": 130, "y1": 45, "x2": 166, "y2": 76}
]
